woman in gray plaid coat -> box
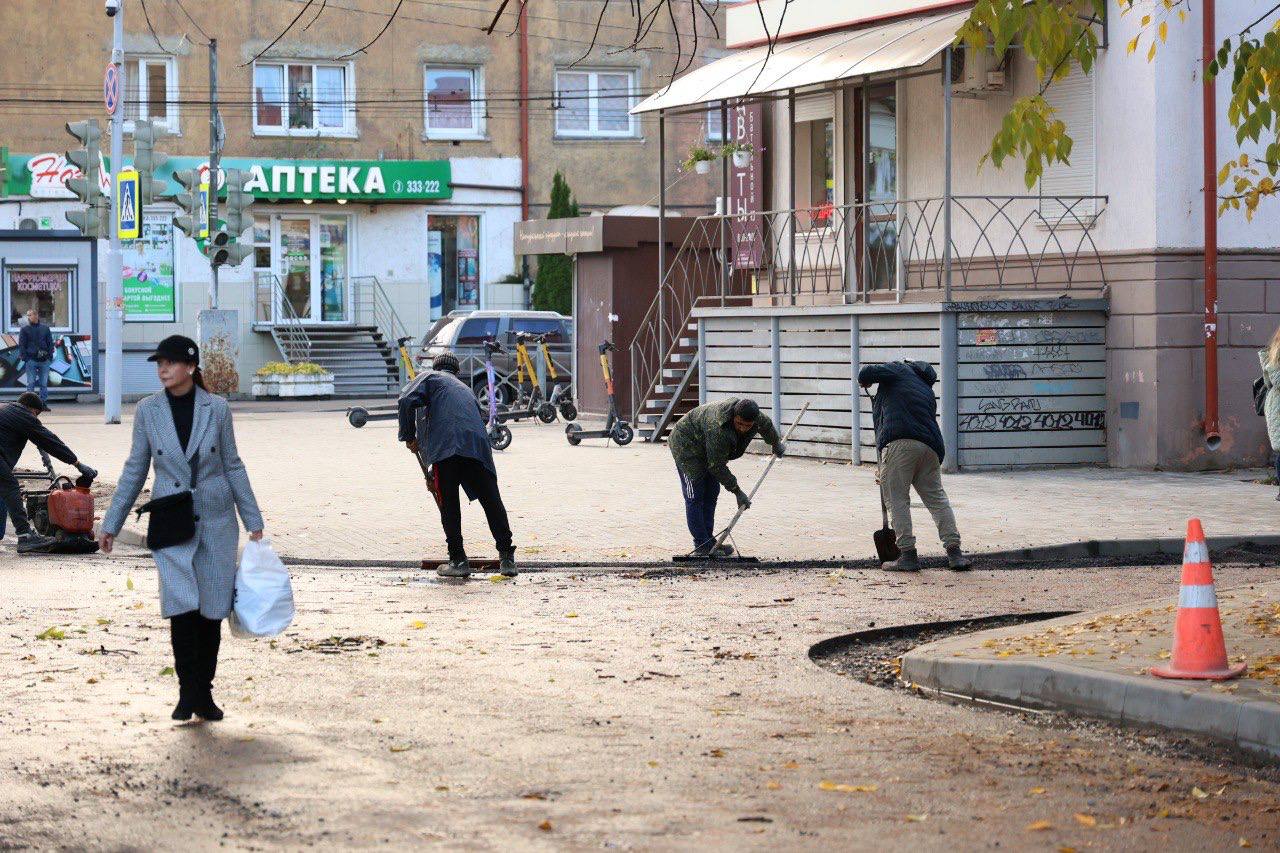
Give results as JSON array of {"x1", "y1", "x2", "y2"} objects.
[{"x1": 100, "y1": 335, "x2": 264, "y2": 723}]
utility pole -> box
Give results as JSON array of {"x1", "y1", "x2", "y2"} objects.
[
  {"x1": 207, "y1": 38, "x2": 221, "y2": 310},
  {"x1": 104, "y1": 1, "x2": 125, "y2": 424}
]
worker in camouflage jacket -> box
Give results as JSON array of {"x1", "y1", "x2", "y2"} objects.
[{"x1": 669, "y1": 398, "x2": 783, "y2": 557}]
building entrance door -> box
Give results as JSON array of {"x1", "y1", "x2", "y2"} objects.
[{"x1": 272, "y1": 214, "x2": 351, "y2": 323}]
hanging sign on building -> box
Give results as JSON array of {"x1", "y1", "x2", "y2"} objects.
[
  {"x1": 729, "y1": 102, "x2": 765, "y2": 269},
  {"x1": 123, "y1": 212, "x2": 177, "y2": 322}
]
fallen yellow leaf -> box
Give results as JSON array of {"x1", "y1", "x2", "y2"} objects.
[
  {"x1": 1027, "y1": 820, "x2": 1053, "y2": 831},
  {"x1": 126, "y1": 577, "x2": 134, "y2": 590},
  {"x1": 1029, "y1": 786, "x2": 1047, "y2": 795},
  {"x1": 409, "y1": 620, "x2": 426, "y2": 630},
  {"x1": 565, "y1": 613, "x2": 578, "y2": 619},
  {"x1": 766, "y1": 781, "x2": 782, "y2": 791},
  {"x1": 647, "y1": 760, "x2": 659, "y2": 768},
  {"x1": 1239, "y1": 838, "x2": 1252, "y2": 848},
  {"x1": 538, "y1": 820, "x2": 553, "y2": 832},
  {"x1": 1074, "y1": 813, "x2": 1097, "y2": 827},
  {"x1": 818, "y1": 780, "x2": 878, "y2": 793},
  {"x1": 1192, "y1": 786, "x2": 1209, "y2": 800},
  {"x1": 389, "y1": 745, "x2": 411, "y2": 753},
  {"x1": 905, "y1": 813, "x2": 928, "y2": 823}
]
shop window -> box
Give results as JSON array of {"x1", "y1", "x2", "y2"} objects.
[
  {"x1": 319, "y1": 216, "x2": 349, "y2": 322},
  {"x1": 425, "y1": 67, "x2": 484, "y2": 139},
  {"x1": 457, "y1": 316, "x2": 499, "y2": 345},
  {"x1": 123, "y1": 57, "x2": 178, "y2": 133},
  {"x1": 554, "y1": 69, "x2": 636, "y2": 138},
  {"x1": 792, "y1": 94, "x2": 835, "y2": 230},
  {"x1": 253, "y1": 62, "x2": 355, "y2": 136},
  {"x1": 427, "y1": 214, "x2": 481, "y2": 313},
  {"x1": 8, "y1": 267, "x2": 72, "y2": 331}
]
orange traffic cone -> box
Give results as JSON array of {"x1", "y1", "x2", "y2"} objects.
[{"x1": 1149, "y1": 518, "x2": 1246, "y2": 681}]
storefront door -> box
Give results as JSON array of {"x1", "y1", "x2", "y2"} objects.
[{"x1": 273, "y1": 214, "x2": 351, "y2": 323}]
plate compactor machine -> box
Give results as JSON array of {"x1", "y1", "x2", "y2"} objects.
[{"x1": 16, "y1": 449, "x2": 99, "y2": 554}]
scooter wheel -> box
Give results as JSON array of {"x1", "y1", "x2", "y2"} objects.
[
  {"x1": 537, "y1": 402, "x2": 558, "y2": 424},
  {"x1": 348, "y1": 407, "x2": 369, "y2": 428},
  {"x1": 490, "y1": 424, "x2": 513, "y2": 451},
  {"x1": 565, "y1": 423, "x2": 583, "y2": 446},
  {"x1": 613, "y1": 422, "x2": 635, "y2": 446},
  {"x1": 558, "y1": 402, "x2": 578, "y2": 422}
]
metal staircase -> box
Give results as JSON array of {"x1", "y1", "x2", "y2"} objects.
[{"x1": 636, "y1": 323, "x2": 699, "y2": 442}]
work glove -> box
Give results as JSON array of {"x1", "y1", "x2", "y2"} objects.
[
  {"x1": 773, "y1": 441, "x2": 786, "y2": 458},
  {"x1": 733, "y1": 488, "x2": 752, "y2": 511},
  {"x1": 74, "y1": 461, "x2": 97, "y2": 480}
]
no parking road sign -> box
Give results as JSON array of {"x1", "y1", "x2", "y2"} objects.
[
  {"x1": 117, "y1": 167, "x2": 140, "y2": 240},
  {"x1": 104, "y1": 63, "x2": 119, "y2": 115}
]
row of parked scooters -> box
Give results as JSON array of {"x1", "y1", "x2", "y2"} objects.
[{"x1": 346, "y1": 332, "x2": 634, "y2": 450}]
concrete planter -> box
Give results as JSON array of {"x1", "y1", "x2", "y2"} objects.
[{"x1": 253, "y1": 373, "x2": 335, "y2": 399}]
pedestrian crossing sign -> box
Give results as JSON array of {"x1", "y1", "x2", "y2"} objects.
[{"x1": 117, "y1": 167, "x2": 140, "y2": 240}]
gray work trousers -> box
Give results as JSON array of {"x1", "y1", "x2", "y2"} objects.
[{"x1": 879, "y1": 438, "x2": 960, "y2": 551}]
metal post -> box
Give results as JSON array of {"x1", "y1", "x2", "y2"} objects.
[
  {"x1": 696, "y1": 321, "x2": 707, "y2": 406},
  {"x1": 861, "y1": 76, "x2": 871, "y2": 303},
  {"x1": 787, "y1": 89, "x2": 796, "y2": 306},
  {"x1": 940, "y1": 311, "x2": 959, "y2": 473},
  {"x1": 658, "y1": 111, "x2": 666, "y2": 359},
  {"x1": 207, "y1": 38, "x2": 220, "y2": 309},
  {"x1": 942, "y1": 46, "x2": 953, "y2": 302},
  {"x1": 104, "y1": 3, "x2": 125, "y2": 423},
  {"x1": 850, "y1": 313, "x2": 861, "y2": 464},
  {"x1": 770, "y1": 315, "x2": 781, "y2": 423},
  {"x1": 719, "y1": 100, "x2": 730, "y2": 305}
]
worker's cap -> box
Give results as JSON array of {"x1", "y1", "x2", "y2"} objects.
[
  {"x1": 16, "y1": 391, "x2": 49, "y2": 412},
  {"x1": 432, "y1": 351, "x2": 461, "y2": 374},
  {"x1": 146, "y1": 335, "x2": 200, "y2": 365},
  {"x1": 732, "y1": 398, "x2": 761, "y2": 423}
]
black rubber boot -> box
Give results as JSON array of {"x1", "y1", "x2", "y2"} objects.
[
  {"x1": 439, "y1": 558, "x2": 471, "y2": 578},
  {"x1": 191, "y1": 616, "x2": 224, "y2": 722},
  {"x1": 499, "y1": 549, "x2": 518, "y2": 577},
  {"x1": 946, "y1": 545, "x2": 973, "y2": 571},
  {"x1": 169, "y1": 612, "x2": 201, "y2": 721},
  {"x1": 883, "y1": 548, "x2": 920, "y2": 572}
]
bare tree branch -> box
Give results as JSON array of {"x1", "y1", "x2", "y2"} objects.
[
  {"x1": 337, "y1": 0, "x2": 406, "y2": 58},
  {"x1": 243, "y1": 0, "x2": 315, "y2": 66}
]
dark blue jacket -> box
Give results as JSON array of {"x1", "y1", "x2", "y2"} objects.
[
  {"x1": 397, "y1": 370, "x2": 495, "y2": 475},
  {"x1": 18, "y1": 323, "x2": 54, "y2": 362},
  {"x1": 858, "y1": 360, "x2": 946, "y2": 465}
]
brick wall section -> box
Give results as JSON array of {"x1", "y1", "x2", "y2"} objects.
[{"x1": 1106, "y1": 250, "x2": 1280, "y2": 470}]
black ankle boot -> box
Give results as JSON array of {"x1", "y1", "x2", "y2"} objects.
[
  {"x1": 192, "y1": 616, "x2": 224, "y2": 722},
  {"x1": 169, "y1": 612, "x2": 201, "y2": 720}
]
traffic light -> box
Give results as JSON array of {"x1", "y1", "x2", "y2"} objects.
[
  {"x1": 170, "y1": 168, "x2": 205, "y2": 239},
  {"x1": 64, "y1": 119, "x2": 109, "y2": 237},
  {"x1": 205, "y1": 168, "x2": 255, "y2": 267},
  {"x1": 133, "y1": 119, "x2": 169, "y2": 208}
]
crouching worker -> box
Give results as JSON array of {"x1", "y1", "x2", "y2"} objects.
[
  {"x1": 399, "y1": 351, "x2": 516, "y2": 578},
  {"x1": 858, "y1": 360, "x2": 970, "y2": 572},
  {"x1": 1, "y1": 391, "x2": 97, "y2": 552},
  {"x1": 669, "y1": 398, "x2": 784, "y2": 557}
]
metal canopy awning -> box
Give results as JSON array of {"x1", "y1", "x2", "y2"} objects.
[{"x1": 631, "y1": 8, "x2": 969, "y2": 114}]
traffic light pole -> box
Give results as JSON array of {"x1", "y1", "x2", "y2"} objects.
[
  {"x1": 208, "y1": 38, "x2": 220, "y2": 310},
  {"x1": 104, "y1": 3, "x2": 125, "y2": 424}
]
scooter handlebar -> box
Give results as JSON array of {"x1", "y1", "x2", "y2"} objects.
[
  {"x1": 484, "y1": 338, "x2": 504, "y2": 355},
  {"x1": 598, "y1": 340, "x2": 615, "y2": 354}
]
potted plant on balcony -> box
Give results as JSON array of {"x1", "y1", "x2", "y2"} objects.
[
  {"x1": 682, "y1": 145, "x2": 717, "y2": 175},
  {"x1": 252, "y1": 361, "x2": 335, "y2": 399},
  {"x1": 721, "y1": 141, "x2": 754, "y2": 168}
]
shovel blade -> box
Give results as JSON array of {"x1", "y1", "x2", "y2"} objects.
[{"x1": 873, "y1": 527, "x2": 900, "y2": 563}]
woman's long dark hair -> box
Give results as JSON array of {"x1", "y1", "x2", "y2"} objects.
[{"x1": 191, "y1": 365, "x2": 207, "y2": 391}]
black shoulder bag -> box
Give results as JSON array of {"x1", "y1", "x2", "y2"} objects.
[
  {"x1": 134, "y1": 451, "x2": 199, "y2": 550},
  {"x1": 1254, "y1": 374, "x2": 1269, "y2": 417}
]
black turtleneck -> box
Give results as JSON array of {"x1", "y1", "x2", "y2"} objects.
[{"x1": 167, "y1": 386, "x2": 196, "y2": 451}]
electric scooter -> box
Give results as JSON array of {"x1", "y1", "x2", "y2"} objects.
[
  {"x1": 347, "y1": 336, "x2": 418, "y2": 428},
  {"x1": 535, "y1": 334, "x2": 578, "y2": 422},
  {"x1": 565, "y1": 341, "x2": 634, "y2": 446},
  {"x1": 495, "y1": 332, "x2": 557, "y2": 425},
  {"x1": 483, "y1": 339, "x2": 514, "y2": 450}
]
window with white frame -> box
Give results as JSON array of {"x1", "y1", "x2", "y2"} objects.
[
  {"x1": 554, "y1": 69, "x2": 636, "y2": 138},
  {"x1": 123, "y1": 57, "x2": 179, "y2": 132},
  {"x1": 1039, "y1": 66, "x2": 1097, "y2": 220},
  {"x1": 424, "y1": 67, "x2": 484, "y2": 139},
  {"x1": 706, "y1": 106, "x2": 724, "y2": 142},
  {"x1": 253, "y1": 62, "x2": 355, "y2": 136}
]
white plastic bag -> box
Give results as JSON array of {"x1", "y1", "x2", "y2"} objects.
[{"x1": 229, "y1": 538, "x2": 295, "y2": 638}]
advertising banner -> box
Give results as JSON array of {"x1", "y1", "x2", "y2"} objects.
[{"x1": 123, "y1": 212, "x2": 177, "y2": 322}]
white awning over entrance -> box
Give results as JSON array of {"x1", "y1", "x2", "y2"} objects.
[{"x1": 631, "y1": 8, "x2": 968, "y2": 114}]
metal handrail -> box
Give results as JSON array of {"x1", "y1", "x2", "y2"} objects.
[
  {"x1": 352, "y1": 275, "x2": 413, "y2": 383},
  {"x1": 254, "y1": 271, "x2": 311, "y2": 362}
]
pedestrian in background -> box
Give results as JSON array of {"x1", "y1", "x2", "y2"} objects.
[
  {"x1": 669, "y1": 397, "x2": 784, "y2": 557},
  {"x1": 19, "y1": 309, "x2": 54, "y2": 404},
  {"x1": 398, "y1": 350, "x2": 516, "y2": 578},
  {"x1": 99, "y1": 335, "x2": 264, "y2": 723},
  {"x1": 1259, "y1": 327, "x2": 1280, "y2": 500},
  {"x1": 859, "y1": 360, "x2": 970, "y2": 572}
]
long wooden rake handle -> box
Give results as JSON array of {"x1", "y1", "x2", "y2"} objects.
[{"x1": 711, "y1": 402, "x2": 811, "y2": 550}]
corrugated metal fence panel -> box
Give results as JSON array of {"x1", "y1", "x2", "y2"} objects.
[
  {"x1": 856, "y1": 313, "x2": 941, "y2": 456},
  {"x1": 123, "y1": 351, "x2": 163, "y2": 397},
  {"x1": 704, "y1": 316, "x2": 775, "y2": 421},
  {"x1": 778, "y1": 314, "x2": 852, "y2": 460},
  {"x1": 955, "y1": 310, "x2": 1107, "y2": 468}
]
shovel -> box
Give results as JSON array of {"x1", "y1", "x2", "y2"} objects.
[{"x1": 866, "y1": 390, "x2": 900, "y2": 564}]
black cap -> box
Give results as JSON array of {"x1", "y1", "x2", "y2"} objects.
[
  {"x1": 432, "y1": 352, "x2": 460, "y2": 374},
  {"x1": 732, "y1": 398, "x2": 760, "y2": 422},
  {"x1": 146, "y1": 335, "x2": 200, "y2": 365},
  {"x1": 16, "y1": 391, "x2": 49, "y2": 412}
]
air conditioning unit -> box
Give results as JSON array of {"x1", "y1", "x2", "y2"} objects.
[{"x1": 951, "y1": 46, "x2": 1010, "y2": 98}]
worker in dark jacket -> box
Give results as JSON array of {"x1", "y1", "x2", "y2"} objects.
[
  {"x1": 0, "y1": 391, "x2": 96, "y2": 552},
  {"x1": 669, "y1": 397, "x2": 783, "y2": 556},
  {"x1": 858, "y1": 360, "x2": 970, "y2": 572},
  {"x1": 18, "y1": 309, "x2": 55, "y2": 403},
  {"x1": 398, "y1": 351, "x2": 515, "y2": 578}
]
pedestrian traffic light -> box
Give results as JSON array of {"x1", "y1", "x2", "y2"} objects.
[
  {"x1": 64, "y1": 119, "x2": 109, "y2": 238},
  {"x1": 170, "y1": 168, "x2": 206, "y2": 239},
  {"x1": 133, "y1": 119, "x2": 169, "y2": 208}
]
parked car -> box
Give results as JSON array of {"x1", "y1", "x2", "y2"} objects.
[{"x1": 417, "y1": 309, "x2": 573, "y2": 406}]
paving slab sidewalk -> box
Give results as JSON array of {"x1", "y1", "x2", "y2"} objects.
[{"x1": 901, "y1": 580, "x2": 1280, "y2": 757}]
